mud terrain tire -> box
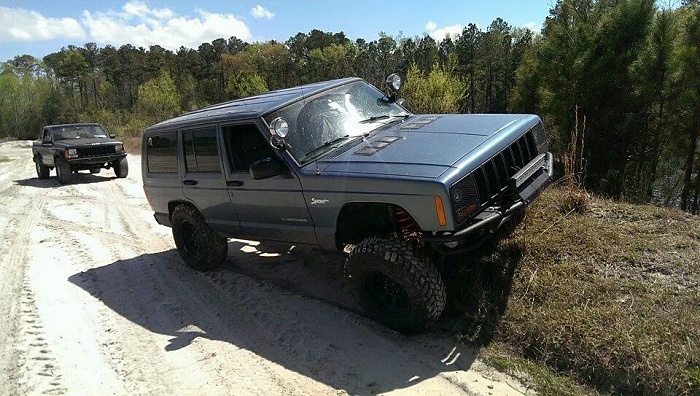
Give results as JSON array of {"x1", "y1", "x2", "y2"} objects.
[
  {"x1": 172, "y1": 204, "x2": 228, "y2": 271},
  {"x1": 345, "y1": 236, "x2": 446, "y2": 333}
]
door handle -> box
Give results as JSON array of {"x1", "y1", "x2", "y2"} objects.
[
  {"x1": 183, "y1": 180, "x2": 198, "y2": 186},
  {"x1": 227, "y1": 180, "x2": 244, "y2": 187}
]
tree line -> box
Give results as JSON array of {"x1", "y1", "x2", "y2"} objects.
[{"x1": 0, "y1": 0, "x2": 699, "y2": 213}]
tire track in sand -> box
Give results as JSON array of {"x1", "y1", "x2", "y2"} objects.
[{"x1": 0, "y1": 185, "x2": 57, "y2": 395}]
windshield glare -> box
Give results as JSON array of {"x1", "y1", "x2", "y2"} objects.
[
  {"x1": 264, "y1": 81, "x2": 407, "y2": 164},
  {"x1": 53, "y1": 125, "x2": 108, "y2": 140}
]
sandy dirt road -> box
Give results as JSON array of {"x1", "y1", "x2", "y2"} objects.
[{"x1": 0, "y1": 141, "x2": 531, "y2": 395}]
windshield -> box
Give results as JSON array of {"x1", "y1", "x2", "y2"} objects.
[
  {"x1": 264, "y1": 81, "x2": 408, "y2": 164},
  {"x1": 52, "y1": 125, "x2": 108, "y2": 140}
]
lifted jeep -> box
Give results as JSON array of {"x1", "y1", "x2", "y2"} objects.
[
  {"x1": 32, "y1": 123, "x2": 128, "y2": 184},
  {"x1": 142, "y1": 75, "x2": 553, "y2": 333}
]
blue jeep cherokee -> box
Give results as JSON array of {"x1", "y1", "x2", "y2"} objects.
[{"x1": 142, "y1": 75, "x2": 553, "y2": 333}]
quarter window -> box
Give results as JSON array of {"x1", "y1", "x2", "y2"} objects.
[
  {"x1": 146, "y1": 131, "x2": 178, "y2": 173},
  {"x1": 183, "y1": 127, "x2": 221, "y2": 173}
]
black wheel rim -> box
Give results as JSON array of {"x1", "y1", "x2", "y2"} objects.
[
  {"x1": 180, "y1": 220, "x2": 200, "y2": 257},
  {"x1": 363, "y1": 270, "x2": 410, "y2": 315}
]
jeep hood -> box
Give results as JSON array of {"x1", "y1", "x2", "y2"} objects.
[{"x1": 314, "y1": 114, "x2": 531, "y2": 179}]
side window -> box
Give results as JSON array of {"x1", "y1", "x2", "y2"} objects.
[
  {"x1": 147, "y1": 131, "x2": 178, "y2": 173},
  {"x1": 223, "y1": 124, "x2": 276, "y2": 172},
  {"x1": 183, "y1": 127, "x2": 221, "y2": 173},
  {"x1": 43, "y1": 129, "x2": 50, "y2": 141}
]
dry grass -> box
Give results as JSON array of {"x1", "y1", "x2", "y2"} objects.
[
  {"x1": 121, "y1": 136, "x2": 142, "y2": 155},
  {"x1": 448, "y1": 187, "x2": 700, "y2": 395}
]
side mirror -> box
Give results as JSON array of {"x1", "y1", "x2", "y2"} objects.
[
  {"x1": 109, "y1": 134, "x2": 116, "y2": 138},
  {"x1": 250, "y1": 157, "x2": 283, "y2": 180}
]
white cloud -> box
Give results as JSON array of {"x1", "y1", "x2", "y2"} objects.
[
  {"x1": 251, "y1": 5, "x2": 274, "y2": 20},
  {"x1": 425, "y1": 21, "x2": 463, "y2": 41},
  {"x1": 521, "y1": 21, "x2": 540, "y2": 33},
  {"x1": 0, "y1": 2, "x2": 251, "y2": 51},
  {"x1": 121, "y1": 1, "x2": 175, "y2": 20},
  {"x1": 81, "y1": 2, "x2": 251, "y2": 51},
  {"x1": 0, "y1": 6, "x2": 85, "y2": 42}
]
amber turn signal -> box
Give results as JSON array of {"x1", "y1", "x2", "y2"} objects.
[{"x1": 434, "y1": 196, "x2": 447, "y2": 226}]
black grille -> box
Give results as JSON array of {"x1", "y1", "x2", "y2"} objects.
[
  {"x1": 451, "y1": 129, "x2": 540, "y2": 226},
  {"x1": 77, "y1": 145, "x2": 117, "y2": 157}
]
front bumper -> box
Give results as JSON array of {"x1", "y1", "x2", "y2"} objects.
[
  {"x1": 422, "y1": 152, "x2": 553, "y2": 252},
  {"x1": 66, "y1": 153, "x2": 127, "y2": 167}
]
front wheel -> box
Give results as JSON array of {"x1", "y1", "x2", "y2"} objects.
[
  {"x1": 345, "y1": 236, "x2": 446, "y2": 333},
  {"x1": 34, "y1": 157, "x2": 49, "y2": 179},
  {"x1": 113, "y1": 157, "x2": 128, "y2": 178},
  {"x1": 171, "y1": 205, "x2": 228, "y2": 271},
  {"x1": 55, "y1": 157, "x2": 72, "y2": 184}
]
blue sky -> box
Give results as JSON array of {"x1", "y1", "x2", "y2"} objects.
[{"x1": 0, "y1": 1, "x2": 554, "y2": 62}]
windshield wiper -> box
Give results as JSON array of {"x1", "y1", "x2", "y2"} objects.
[
  {"x1": 358, "y1": 113, "x2": 410, "y2": 124},
  {"x1": 300, "y1": 135, "x2": 352, "y2": 163}
]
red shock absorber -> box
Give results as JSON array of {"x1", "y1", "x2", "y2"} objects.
[{"x1": 394, "y1": 207, "x2": 420, "y2": 239}]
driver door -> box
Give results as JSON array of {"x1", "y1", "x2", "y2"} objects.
[{"x1": 222, "y1": 122, "x2": 317, "y2": 245}]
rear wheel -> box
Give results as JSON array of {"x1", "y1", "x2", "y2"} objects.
[
  {"x1": 345, "y1": 236, "x2": 446, "y2": 333},
  {"x1": 113, "y1": 157, "x2": 128, "y2": 178},
  {"x1": 34, "y1": 157, "x2": 49, "y2": 179},
  {"x1": 55, "y1": 157, "x2": 72, "y2": 184},
  {"x1": 171, "y1": 205, "x2": 228, "y2": 271}
]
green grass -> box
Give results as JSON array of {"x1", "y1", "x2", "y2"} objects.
[{"x1": 447, "y1": 187, "x2": 700, "y2": 395}]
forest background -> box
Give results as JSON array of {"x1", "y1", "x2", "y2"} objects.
[{"x1": 1, "y1": 0, "x2": 699, "y2": 213}]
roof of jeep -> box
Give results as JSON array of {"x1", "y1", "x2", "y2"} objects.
[
  {"x1": 145, "y1": 77, "x2": 362, "y2": 133},
  {"x1": 45, "y1": 123, "x2": 103, "y2": 129}
]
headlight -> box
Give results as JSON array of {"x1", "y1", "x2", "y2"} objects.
[
  {"x1": 386, "y1": 73, "x2": 402, "y2": 92},
  {"x1": 451, "y1": 175, "x2": 480, "y2": 225},
  {"x1": 531, "y1": 122, "x2": 548, "y2": 154},
  {"x1": 269, "y1": 117, "x2": 289, "y2": 138},
  {"x1": 115, "y1": 144, "x2": 124, "y2": 152},
  {"x1": 65, "y1": 148, "x2": 78, "y2": 159}
]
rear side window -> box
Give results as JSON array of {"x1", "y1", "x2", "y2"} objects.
[
  {"x1": 147, "y1": 131, "x2": 178, "y2": 173},
  {"x1": 183, "y1": 127, "x2": 221, "y2": 173}
]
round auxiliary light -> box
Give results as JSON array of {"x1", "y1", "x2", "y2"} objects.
[
  {"x1": 269, "y1": 117, "x2": 289, "y2": 138},
  {"x1": 386, "y1": 73, "x2": 402, "y2": 92}
]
